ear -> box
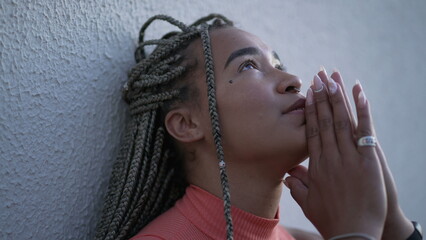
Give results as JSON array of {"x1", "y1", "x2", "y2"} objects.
[{"x1": 164, "y1": 108, "x2": 204, "y2": 143}]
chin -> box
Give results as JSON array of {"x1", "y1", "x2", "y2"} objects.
[
  {"x1": 265, "y1": 149, "x2": 308, "y2": 177},
  {"x1": 285, "y1": 150, "x2": 308, "y2": 169},
  {"x1": 291, "y1": 154, "x2": 309, "y2": 169}
]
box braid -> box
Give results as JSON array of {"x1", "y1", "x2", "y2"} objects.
[{"x1": 94, "y1": 14, "x2": 235, "y2": 240}]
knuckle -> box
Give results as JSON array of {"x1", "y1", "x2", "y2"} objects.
[
  {"x1": 331, "y1": 93, "x2": 344, "y2": 105},
  {"x1": 315, "y1": 94, "x2": 329, "y2": 104},
  {"x1": 307, "y1": 167, "x2": 316, "y2": 180},
  {"x1": 319, "y1": 118, "x2": 333, "y2": 131},
  {"x1": 334, "y1": 119, "x2": 351, "y2": 131},
  {"x1": 305, "y1": 105, "x2": 316, "y2": 115},
  {"x1": 321, "y1": 149, "x2": 337, "y2": 161},
  {"x1": 306, "y1": 126, "x2": 320, "y2": 139},
  {"x1": 358, "y1": 110, "x2": 369, "y2": 118}
]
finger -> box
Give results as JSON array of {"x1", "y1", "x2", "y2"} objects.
[
  {"x1": 305, "y1": 88, "x2": 321, "y2": 172},
  {"x1": 312, "y1": 74, "x2": 339, "y2": 156},
  {"x1": 330, "y1": 70, "x2": 357, "y2": 133},
  {"x1": 318, "y1": 66, "x2": 329, "y2": 86},
  {"x1": 326, "y1": 77, "x2": 357, "y2": 155},
  {"x1": 352, "y1": 81, "x2": 377, "y2": 158},
  {"x1": 375, "y1": 143, "x2": 397, "y2": 185},
  {"x1": 375, "y1": 142, "x2": 399, "y2": 207},
  {"x1": 285, "y1": 176, "x2": 308, "y2": 211},
  {"x1": 288, "y1": 165, "x2": 309, "y2": 186},
  {"x1": 322, "y1": 68, "x2": 356, "y2": 134},
  {"x1": 318, "y1": 66, "x2": 328, "y2": 85},
  {"x1": 318, "y1": 66, "x2": 356, "y2": 134},
  {"x1": 320, "y1": 68, "x2": 356, "y2": 148}
]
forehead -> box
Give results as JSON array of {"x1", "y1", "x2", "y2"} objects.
[{"x1": 209, "y1": 27, "x2": 271, "y2": 67}]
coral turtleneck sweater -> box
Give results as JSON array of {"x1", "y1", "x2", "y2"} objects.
[{"x1": 130, "y1": 185, "x2": 295, "y2": 240}]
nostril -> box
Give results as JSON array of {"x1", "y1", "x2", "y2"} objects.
[{"x1": 285, "y1": 86, "x2": 301, "y2": 93}]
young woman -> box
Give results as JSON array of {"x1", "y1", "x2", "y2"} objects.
[{"x1": 94, "y1": 14, "x2": 421, "y2": 240}]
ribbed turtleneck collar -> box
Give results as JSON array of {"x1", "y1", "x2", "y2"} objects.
[{"x1": 176, "y1": 185, "x2": 286, "y2": 240}]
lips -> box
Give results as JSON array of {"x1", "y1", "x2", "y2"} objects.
[{"x1": 283, "y1": 98, "x2": 306, "y2": 114}]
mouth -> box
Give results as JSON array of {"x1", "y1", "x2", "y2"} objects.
[{"x1": 283, "y1": 98, "x2": 306, "y2": 114}]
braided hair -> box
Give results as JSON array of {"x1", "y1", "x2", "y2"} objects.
[{"x1": 94, "y1": 14, "x2": 235, "y2": 240}]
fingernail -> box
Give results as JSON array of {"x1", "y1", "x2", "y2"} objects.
[
  {"x1": 357, "y1": 80, "x2": 367, "y2": 107},
  {"x1": 358, "y1": 90, "x2": 367, "y2": 107},
  {"x1": 332, "y1": 68, "x2": 340, "y2": 73},
  {"x1": 283, "y1": 179, "x2": 289, "y2": 188},
  {"x1": 356, "y1": 79, "x2": 361, "y2": 88},
  {"x1": 320, "y1": 65, "x2": 328, "y2": 76},
  {"x1": 328, "y1": 76, "x2": 338, "y2": 94},
  {"x1": 313, "y1": 74, "x2": 323, "y2": 92},
  {"x1": 306, "y1": 88, "x2": 313, "y2": 105}
]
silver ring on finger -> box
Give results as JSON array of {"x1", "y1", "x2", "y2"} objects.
[{"x1": 357, "y1": 136, "x2": 377, "y2": 147}]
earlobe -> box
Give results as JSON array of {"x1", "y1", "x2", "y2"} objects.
[{"x1": 165, "y1": 108, "x2": 204, "y2": 143}]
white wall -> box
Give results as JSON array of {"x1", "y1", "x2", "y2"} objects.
[{"x1": 1, "y1": 0, "x2": 425, "y2": 239}]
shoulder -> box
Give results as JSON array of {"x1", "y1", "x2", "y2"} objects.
[{"x1": 130, "y1": 206, "x2": 207, "y2": 240}]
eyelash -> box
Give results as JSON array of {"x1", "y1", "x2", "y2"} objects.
[
  {"x1": 238, "y1": 59, "x2": 286, "y2": 73},
  {"x1": 238, "y1": 59, "x2": 257, "y2": 72},
  {"x1": 275, "y1": 64, "x2": 286, "y2": 71}
]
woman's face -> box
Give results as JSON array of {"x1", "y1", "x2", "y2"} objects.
[{"x1": 192, "y1": 27, "x2": 308, "y2": 173}]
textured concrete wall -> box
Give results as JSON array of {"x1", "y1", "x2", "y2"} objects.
[{"x1": 1, "y1": 0, "x2": 425, "y2": 239}]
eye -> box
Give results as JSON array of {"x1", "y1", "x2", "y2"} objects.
[
  {"x1": 274, "y1": 63, "x2": 287, "y2": 72},
  {"x1": 238, "y1": 60, "x2": 257, "y2": 72},
  {"x1": 271, "y1": 56, "x2": 287, "y2": 72}
]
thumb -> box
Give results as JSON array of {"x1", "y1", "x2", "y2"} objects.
[{"x1": 285, "y1": 176, "x2": 308, "y2": 211}]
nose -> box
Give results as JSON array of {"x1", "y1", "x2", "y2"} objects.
[{"x1": 276, "y1": 72, "x2": 302, "y2": 94}]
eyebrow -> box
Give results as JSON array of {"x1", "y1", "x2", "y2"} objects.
[
  {"x1": 224, "y1": 47, "x2": 282, "y2": 69},
  {"x1": 224, "y1": 47, "x2": 261, "y2": 69}
]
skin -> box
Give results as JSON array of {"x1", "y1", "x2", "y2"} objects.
[
  {"x1": 165, "y1": 27, "x2": 413, "y2": 239},
  {"x1": 287, "y1": 70, "x2": 414, "y2": 239}
]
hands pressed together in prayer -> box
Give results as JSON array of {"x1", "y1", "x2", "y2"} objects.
[{"x1": 284, "y1": 68, "x2": 415, "y2": 240}]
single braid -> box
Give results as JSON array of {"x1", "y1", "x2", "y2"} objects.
[
  {"x1": 200, "y1": 23, "x2": 234, "y2": 240},
  {"x1": 95, "y1": 14, "x2": 234, "y2": 240}
]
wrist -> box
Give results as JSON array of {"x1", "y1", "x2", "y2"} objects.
[
  {"x1": 382, "y1": 207, "x2": 414, "y2": 240},
  {"x1": 407, "y1": 221, "x2": 423, "y2": 240}
]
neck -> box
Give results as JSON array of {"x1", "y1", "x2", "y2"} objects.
[
  {"x1": 228, "y1": 174, "x2": 284, "y2": 219},
  {"x1": 188, "y1": 151, "x2": 286, "y2": 219}
]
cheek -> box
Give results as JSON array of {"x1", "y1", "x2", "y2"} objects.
[
  {"x1": 214, "y1": 82, "x2": 307, "y2": 163},
  {"x1": 219, "y1": 83, "x2": 276, "y2": 120},
  {"x1": 216, "y1": 82, "x2": 278, "y2": 144}
]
